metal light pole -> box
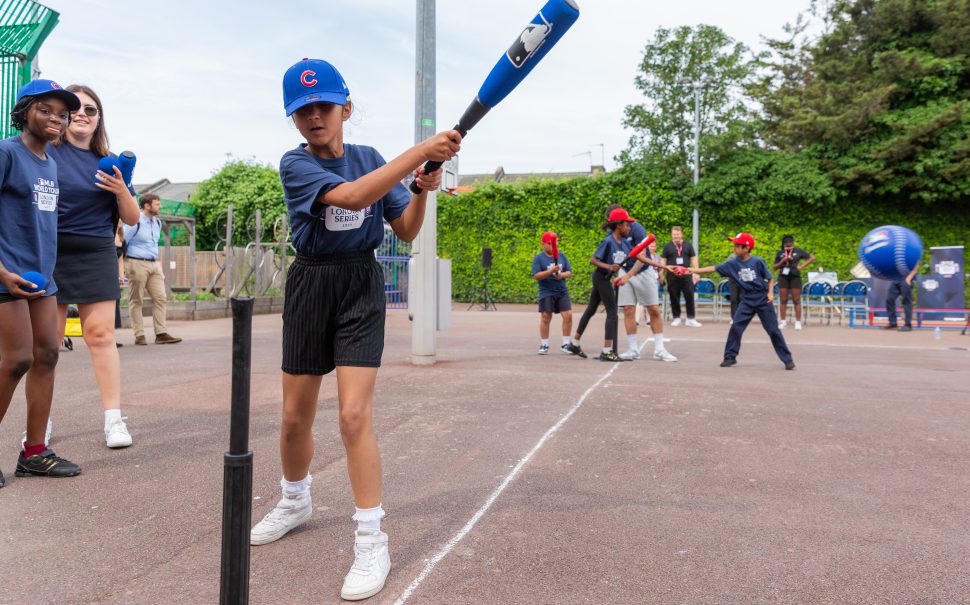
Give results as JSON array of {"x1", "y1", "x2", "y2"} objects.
[
  {"x1": 682, "y1": 77, "x2": 709, "y2": 254},
  {"x1": 411, "y1": 0, "x2": 437, "y2": 365}
]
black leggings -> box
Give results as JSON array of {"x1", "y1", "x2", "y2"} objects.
[{"x1": 576, "y1": 271, "x2": 617, "y2": 343}]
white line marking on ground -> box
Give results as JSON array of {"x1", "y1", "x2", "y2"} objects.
[{"x1": 393, "y1": 358, "x2": 625, "y2": 604}]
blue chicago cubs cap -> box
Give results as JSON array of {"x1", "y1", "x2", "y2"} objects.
[
  {"x1": 283, "y1": 58, "x2": 349, "y2": 116},
  {"x1": 16, "y1": 79, "x2": 81, "y2": 112}
]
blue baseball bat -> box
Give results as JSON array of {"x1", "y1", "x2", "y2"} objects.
[{"x1": 410, "y1": 0, "x2": 580, "y2": 193}]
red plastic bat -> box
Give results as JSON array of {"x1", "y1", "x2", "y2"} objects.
[
  {"x1": 551, "y1": 235, "x2": 559, "y2": 263},
  {"x1": 628, "y1": 233, "x2": 655, "y2": 260}
]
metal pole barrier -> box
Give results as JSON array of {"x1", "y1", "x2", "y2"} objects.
[{"x1": 220, "y1": 297, "x2": 254, "y2": 605}]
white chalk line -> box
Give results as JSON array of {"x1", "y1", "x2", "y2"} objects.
[{"x1": 392, "y1": 345, "x2": 636, "y2": 604}]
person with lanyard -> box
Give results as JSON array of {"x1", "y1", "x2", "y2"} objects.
[
  {"x1": 247, "y1": 58, "x2": 460, "y2": 601},
  {"x1": 0, "y1": 80, "x2": 83, "y2": 486},
  {"x1": 773, "y1": 234, "x2": 816, "y2": 330},
  {"x1": 47, "y1": 84, "x2": 141, "y2": 450},
  {"x1": 660, "y1": 225, "x2": 702, "y2": 327},
  {"x1": 687, "y1": 232, "x2": 795, "y2": 370},
  {"x1": 123, "y1": 193, "x2": 182, "y2": 346},
  {"x1": 564, "y1": 207, "x2": 634, "y2": 362},
  {"x1": 606, "y1": 204, "x2": 677, "y2": 362},
  {"x1": 531, "y1": 231, "x2": 573, "y2": 354}
]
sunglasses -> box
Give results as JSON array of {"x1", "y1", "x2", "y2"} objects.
[{"x1": 72, "y1": 105, "x2": 100, "y2": 117}]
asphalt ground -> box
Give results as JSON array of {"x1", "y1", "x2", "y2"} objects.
[{"x1": 1, "y1": 306, "x2": 968, "y2": 604}]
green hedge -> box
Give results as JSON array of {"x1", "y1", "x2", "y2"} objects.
[{"x1": 438, "y1": 174, "x2": 970, "y2": 303}]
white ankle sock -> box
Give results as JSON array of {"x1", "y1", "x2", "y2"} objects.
[
  {"x1": 540, "y1": 339, "x2": 549, "y2": 347},
  {"x1": 627, "y1": 335, "x2": 638, "y2": 351},
  {"x1": 654, "y1": 335, "x2": 664, "y2": 354},
  {"x1": 353, "y1": 504, "x2": 385, "y2": 533},
  {"x1": 602, "y1": 347, "x2": 611, "y2": 354},
  {"x1": 104, "y1": 408, "x2": 122, "y2": 428},
  {"x1": 281, "y1": 474, "x2": 312, "y2": 499},
  {"x1": 562, "y1": 336, "x2": 571, "y2": 346}
]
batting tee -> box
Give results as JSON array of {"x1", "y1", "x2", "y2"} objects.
[{"x1": 0, "y1": 0, "x2": 59, "y2": 138}]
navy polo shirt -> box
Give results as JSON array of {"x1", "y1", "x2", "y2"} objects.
[
  {"x1": 280, "y1": 143, "x2": 410, "y2": 255},
  {"x1": 47, "y1": 142, "x2": 134, "y2": 238},
  {"x1": 0, "y1": 136, "x2": 59, "y2": 295},
  {"x1": 715, "y1": 255, "x2": 773, "y2": 302},
  {"x1": 531, "y1": 251, "x2": 572, "y2": 300},
  {"x1": 592, "y1": 234, "x2": 632, "y2": 276}
]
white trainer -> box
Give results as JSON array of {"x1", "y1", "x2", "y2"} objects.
[
  {"x1": 20, "y1": 419, "x2": 53, "y2": 450},
  {"x1": 653, "y1": 349, "x2": 678, "y2": 362},
  {"x1": 250, "y1": 493, "x2": 312, "y2": 545},
  {"x1": 341, "y1": 530, "x2": 391, "y2": 601},
  {"x1": 794, "y1": 321, "x2": 803, "y2": 331},
  {"x1": 778, "y1": 320, "x2": 788, "y2": 329},
  {"x1": 619, "y1": 349, "x2": 640, "y2": 361},
  {"x1": 685, "y1": 318, "x2": 703, "y2": 328},
  {"x1": 105, "y1": 417, "x2": 132, "y2": 448},
  {"x1": 670, "y1": 318, "x2": 682, "y2": 327}
]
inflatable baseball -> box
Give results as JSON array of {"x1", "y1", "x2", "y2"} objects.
[{"x1": 858, "y1": 225, "x2": 922, "y2": 281}]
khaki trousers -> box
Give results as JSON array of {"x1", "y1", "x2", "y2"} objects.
[{"x1": 125, "y1": 258, "x2": 168, "y2": 337}]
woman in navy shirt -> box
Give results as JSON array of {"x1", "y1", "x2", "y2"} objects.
[{"x1": 47, "y1": 85, "x2": 140, "y2": 450}]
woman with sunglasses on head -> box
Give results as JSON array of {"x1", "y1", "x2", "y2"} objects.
[{"x1": 47, "y1": 85, "x2": 140, "y2": 449}]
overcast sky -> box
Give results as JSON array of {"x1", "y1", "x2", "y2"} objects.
[{"x1": 37, "y1": 0, "x2": 807, "y2": 184}]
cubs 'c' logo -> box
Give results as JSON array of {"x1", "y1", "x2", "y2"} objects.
[
  {"x1": 301, "y1": 70, "x2": 317, "y2": 87},
  {"x1": 506, "y1": 12, "x2": 552, "y2": 68}
]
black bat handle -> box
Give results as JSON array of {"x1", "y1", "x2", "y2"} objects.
[{"x1": 409, "y1": 97, "x2": 490, "y2": 194}]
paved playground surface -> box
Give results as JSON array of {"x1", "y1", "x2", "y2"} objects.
[{"x1": 2, "y1": 306, "x2": 968, "y2": 604}]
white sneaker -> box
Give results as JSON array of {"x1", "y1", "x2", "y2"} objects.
[
  {"x1": 619, "y1": 349, "x2": 640, "y2": 361},
  {"x1": 653, "y1": 349, "x2": 678, "y2": 362},
  {"x1": 685, "y1": 318, "x2": 703, "y2": 328},
  {"x1": 250, "y1": 493, "x2": 312, "y2": 545},
  {"x1": 794, "y1": 321, "x2": 803, "y2": 331},
  {"x1": 341, "y1": 530, "x2": 391, "y2": 601},
  {"x1": 105, "y1": 417, "x2": 132, "y2": 448},
  {"x1": 20, "y1": 419, "x2": 53, "y2": 450},
  {"x1": 778, "y1": 320, "x2": 788, "y2": 329},
  {"x1": 670, "y1": 318, "x2": 682, "y2": 327}
]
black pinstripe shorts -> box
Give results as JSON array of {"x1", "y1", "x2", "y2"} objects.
[{"x1": 282, "y1": 251, "x2": 386, "y2": 375}]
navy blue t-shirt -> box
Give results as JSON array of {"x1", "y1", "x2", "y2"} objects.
[
  {"x1": 0, "y1": 136, "x2": 59, "y2": 296},
  {"x1": 47, "y1": 142, "x2": 133, "y2": 238},
  {"x1": 715, "y1": 255, "x2": 773, "y2": 303},
  {"x1": 531, "y1": 251, "x2": 572, "y2": 300},
  {"x1": 592, "y1": 234, "x2": 632, "y2": 276},
  {"x1": 621, "y1": 221, "x2": 648, "y2": 271},
  {"x1": 280, "y1": 144, "x2": 410, "y2": 255}
]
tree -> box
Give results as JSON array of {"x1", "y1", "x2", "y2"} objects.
[
  {"x1": 755, "y1": 0, "x2": 970, "y2": 204},
  {"x1": 191, "y1": 159, "x2": 285, "y2": 250},
  {"x1": 620, "y1": 25, "x2": 760, "y2": 186}
]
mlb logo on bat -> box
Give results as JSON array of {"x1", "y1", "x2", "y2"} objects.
[{"x1": 507, "y1": 12, "x2": 552, "y2": 68}]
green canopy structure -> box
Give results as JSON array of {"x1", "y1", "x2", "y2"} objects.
[{"x1": 0, "y1": 0, "x2": 59, "y2": 138}]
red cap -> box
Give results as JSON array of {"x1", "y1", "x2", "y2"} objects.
[
  {"x1": 607, "y1": 208, "x2": 635, "y2": 223},
  {"x1": 727, "y1": 232, "x2": 755, "y2": 250},
  {"x1": 541, "y1": 231, "x2": 558, "y2": 244}
]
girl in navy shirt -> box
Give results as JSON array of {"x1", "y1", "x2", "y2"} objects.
[
  {"x1": 0, "y1": 80, "x2": 82, "y2": 487},
  {"x1": 249, "y1": 58, "x2": 460, "y2": 601},
  {"x1": 565, "y1": 207, "x2": 635, "y2": 362}
]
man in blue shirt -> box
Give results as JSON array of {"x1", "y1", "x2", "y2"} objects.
[
  {"x1": 531, "y1": 231, "x2": 573, "y2": 354},
  {"x1": 688, "y1": 232, "x2": 794, "y2": 370},
  {"x1": 122, "y1": 194, "x2": 181, "y2": 345}
]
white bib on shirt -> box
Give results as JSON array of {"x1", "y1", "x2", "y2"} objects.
[{"x1": 325, "y1": 206, "x2": 365, "y2": 231}]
